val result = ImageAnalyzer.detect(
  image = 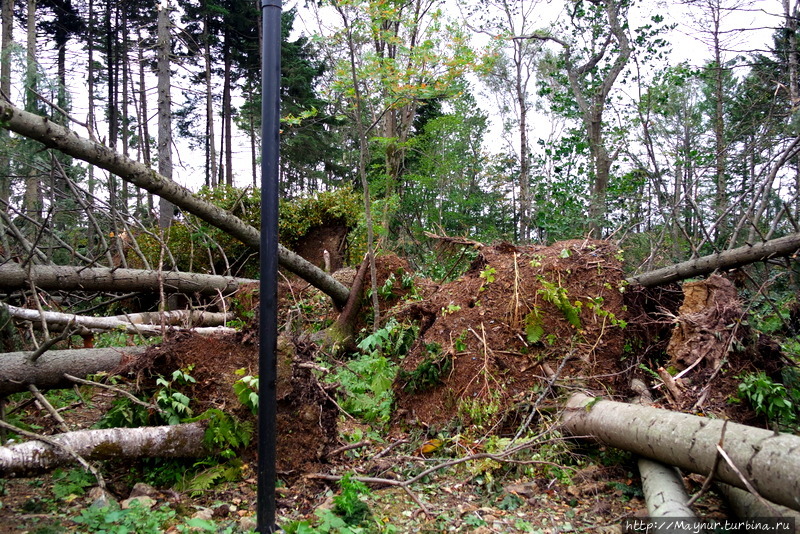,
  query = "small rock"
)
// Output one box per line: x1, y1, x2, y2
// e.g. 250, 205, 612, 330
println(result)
129, 482, 158, 498
192, 507, 214, 521
121, 496, 156, 509
239, 515, 257, 532
88, 487, 116, 509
